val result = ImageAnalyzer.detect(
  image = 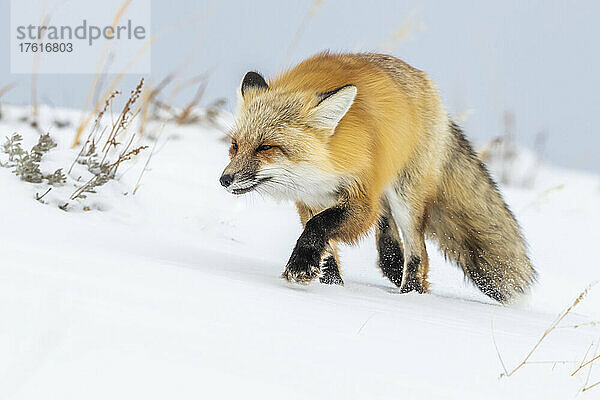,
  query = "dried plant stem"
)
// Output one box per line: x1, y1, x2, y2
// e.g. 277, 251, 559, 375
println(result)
176, 80, 207, 124
31, 7, 55, 129
378, 9, 423, 53
572, 354, 600, 376
72, 10, 203, 147
498, 282, 596, 378
281, 0, 324, 67
72, 30, 156, 147
583, 380, 600, 392
0, 83, 16, 99
491, 319, 508, 376
73, 0, 133, 146
525, 360, 578, 365
356, 313, 377, 335
70, 145, 147, 200
556, 321, 599, 329
35, 187, 52, 201
583, 338, 600, 393
133, 123, 165, 195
